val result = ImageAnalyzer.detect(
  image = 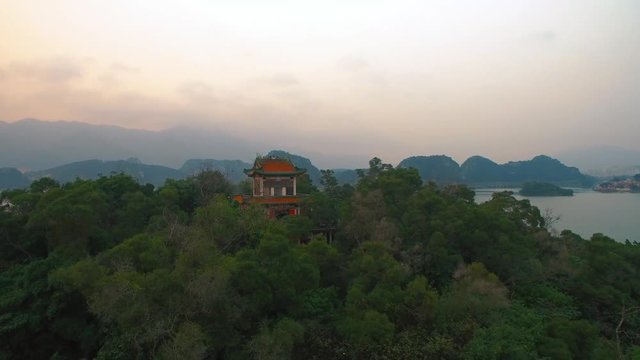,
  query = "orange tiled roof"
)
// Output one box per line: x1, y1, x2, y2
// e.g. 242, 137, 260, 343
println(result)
244, 156, 307, 176
262, 160, 296, 172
